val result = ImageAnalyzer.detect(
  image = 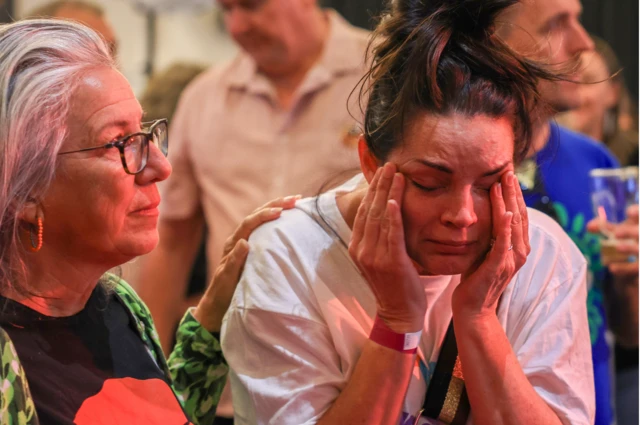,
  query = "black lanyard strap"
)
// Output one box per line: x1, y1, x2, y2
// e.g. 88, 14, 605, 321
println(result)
422, 320, 470, 425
